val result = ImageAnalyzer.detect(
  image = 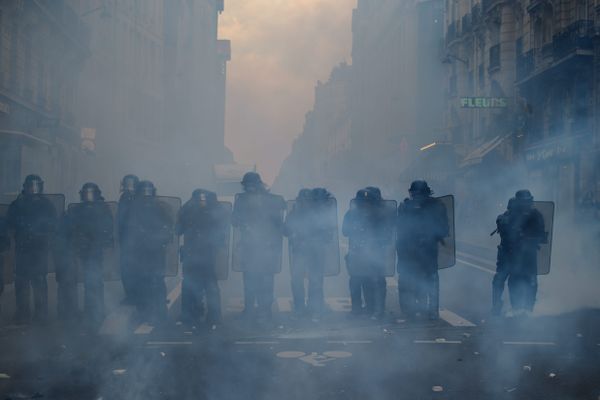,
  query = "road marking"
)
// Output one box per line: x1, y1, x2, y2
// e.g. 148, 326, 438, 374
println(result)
235, 341, 279, 345
134, 280, 182, 335
146, 341, 192, 346
457, 258, 494, 275
414, 339, 462, 344
134, 323, 154, 335
503, 341, 556, 346
456, 251, 496, 268
167, 280, 182, 310
327, 340, 372, 344
439, 309, 476, 327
